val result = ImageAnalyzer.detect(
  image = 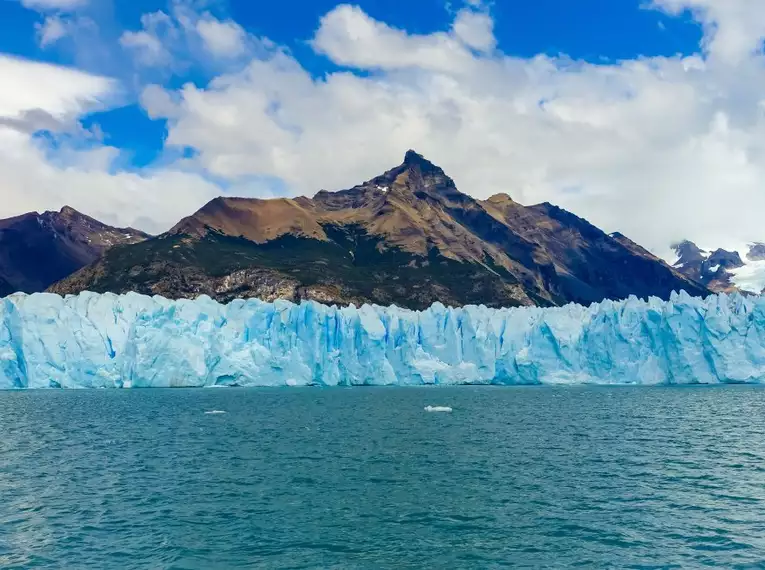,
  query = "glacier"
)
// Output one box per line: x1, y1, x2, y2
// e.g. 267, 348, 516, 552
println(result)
1, 290, 765, 389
